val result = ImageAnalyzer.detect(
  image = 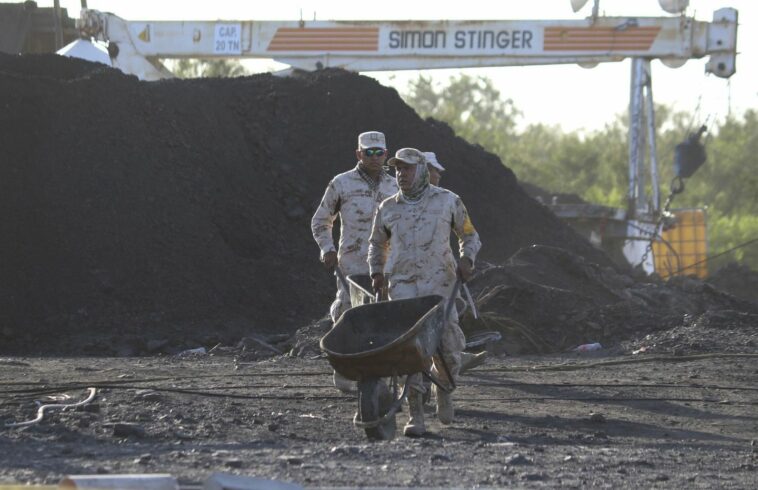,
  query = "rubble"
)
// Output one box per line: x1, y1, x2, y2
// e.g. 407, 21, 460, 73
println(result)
459, 245, 758, 355
707, 262, 758, 305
